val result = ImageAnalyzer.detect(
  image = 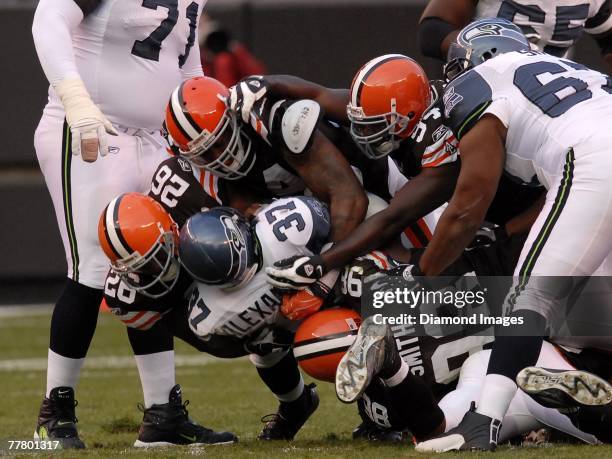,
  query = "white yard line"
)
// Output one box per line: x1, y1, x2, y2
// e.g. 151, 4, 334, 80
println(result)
0, 354, 222, 372
0, 304, 54, 318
